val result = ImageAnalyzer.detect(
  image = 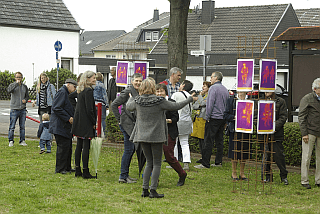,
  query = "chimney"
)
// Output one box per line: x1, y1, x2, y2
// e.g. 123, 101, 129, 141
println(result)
153, 9, 159, 22
201, 0, 215, 24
